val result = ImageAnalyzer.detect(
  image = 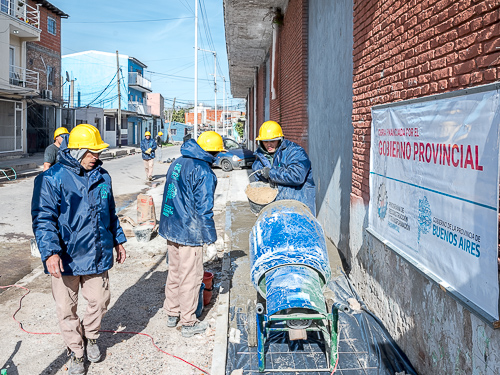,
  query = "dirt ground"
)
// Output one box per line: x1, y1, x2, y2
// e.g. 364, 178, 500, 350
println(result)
0, 169, 232, 375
